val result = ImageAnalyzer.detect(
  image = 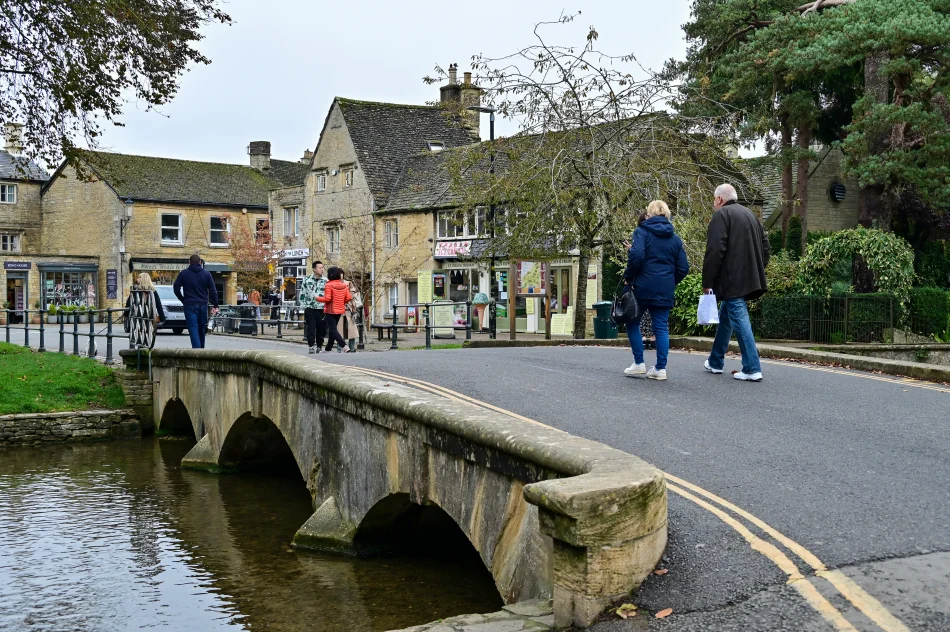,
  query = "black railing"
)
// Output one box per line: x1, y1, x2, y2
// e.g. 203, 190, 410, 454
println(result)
3, 308, 128, 363
371, 301, 474, 350
207, 304, 367, 351
749, 295, 896, 344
